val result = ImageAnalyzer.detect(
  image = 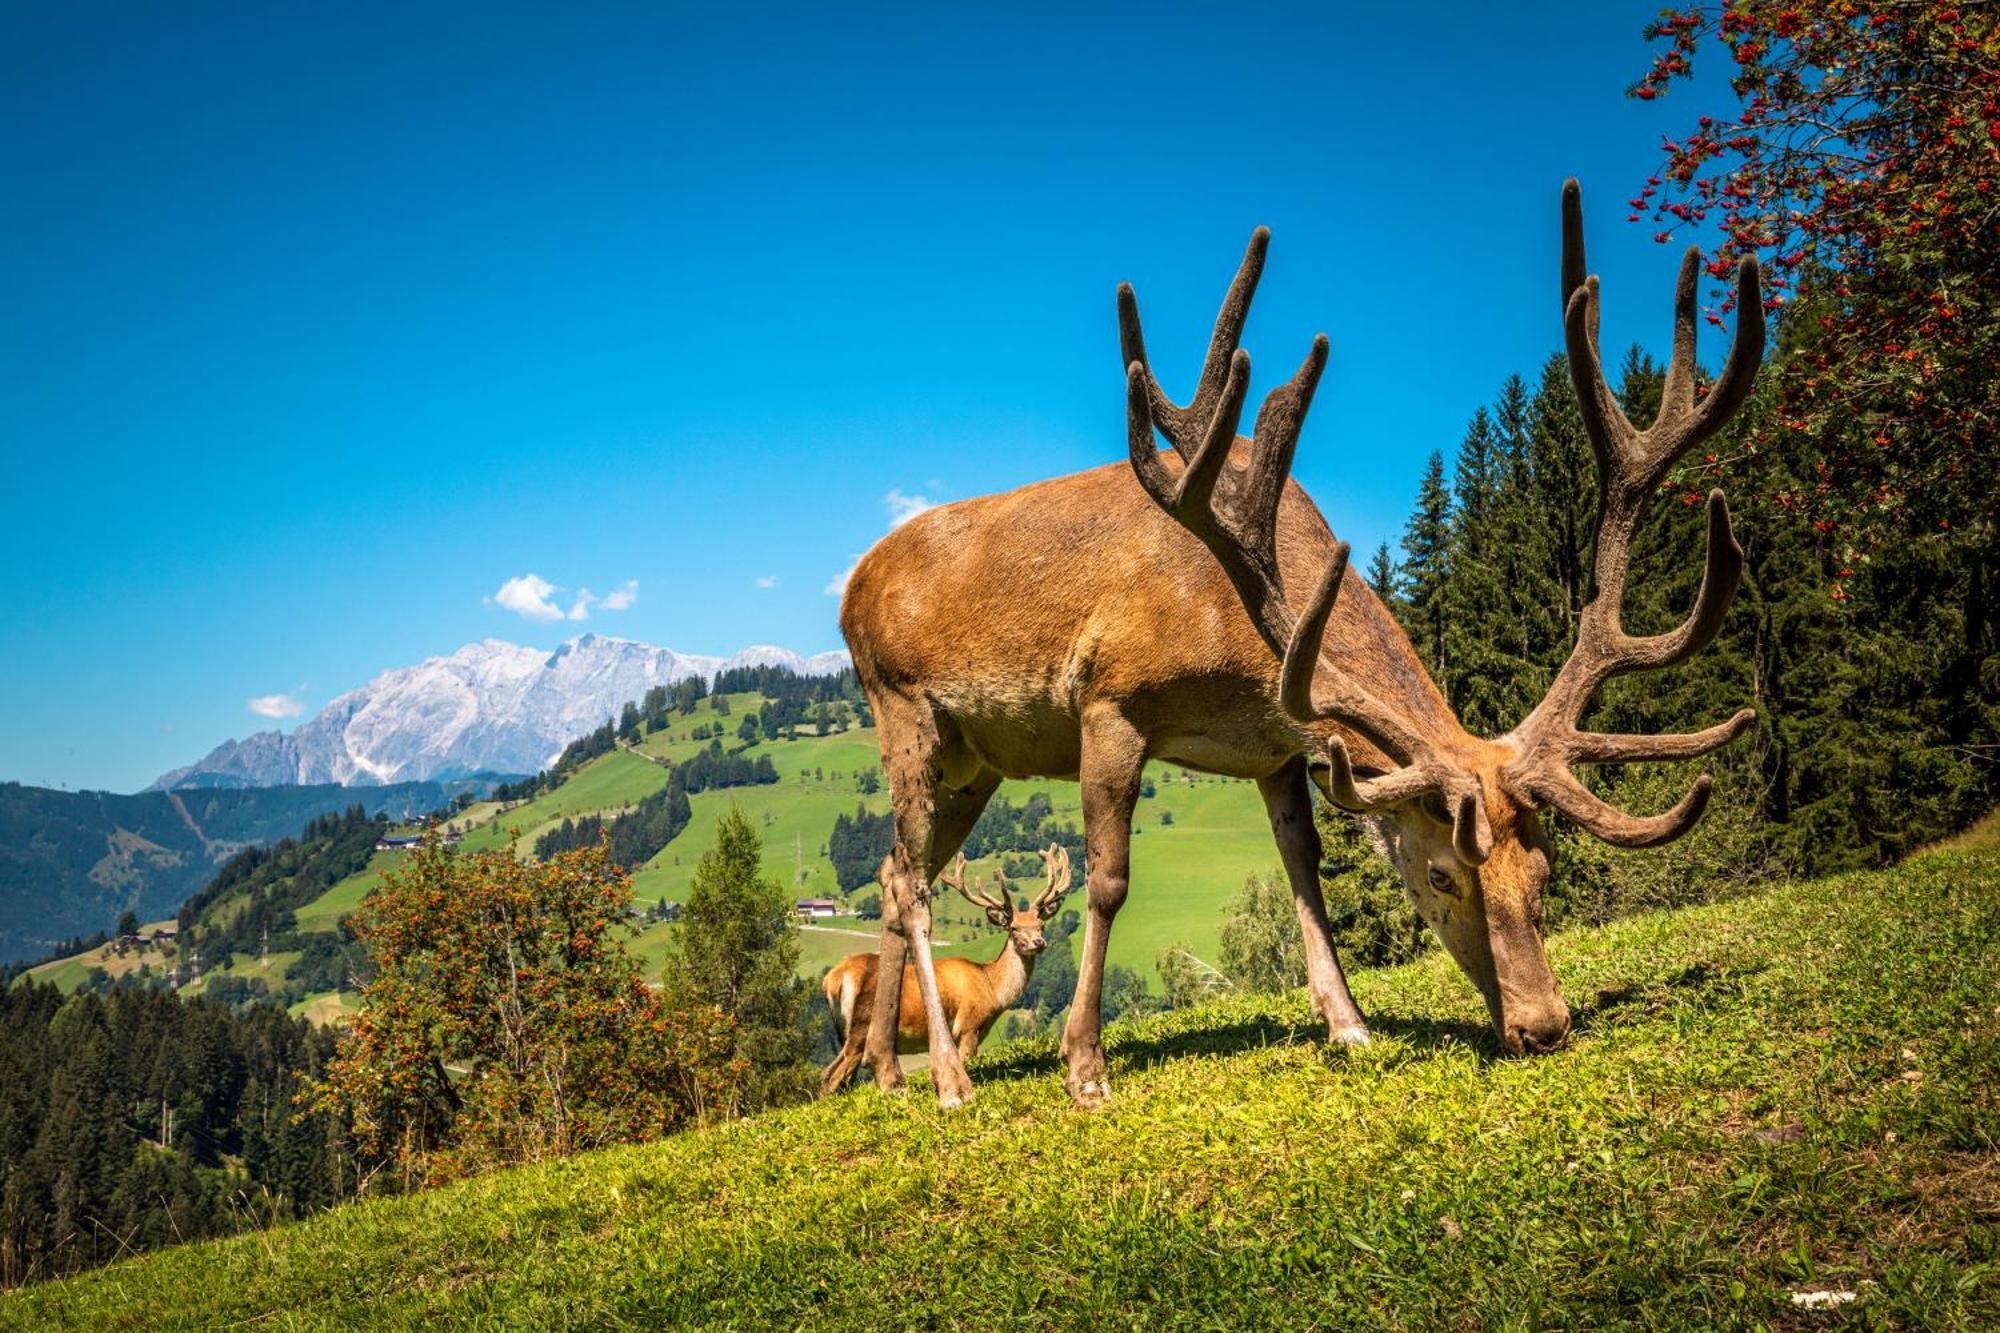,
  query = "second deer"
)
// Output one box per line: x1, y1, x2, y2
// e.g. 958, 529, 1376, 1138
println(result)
821, 845, 1072, 1095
